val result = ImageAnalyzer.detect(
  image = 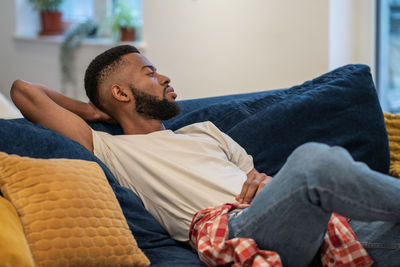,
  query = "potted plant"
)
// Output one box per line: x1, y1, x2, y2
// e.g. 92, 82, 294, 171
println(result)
111, 0, 140, 42
28, 0, 64, 35
60, 20, 97, 94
